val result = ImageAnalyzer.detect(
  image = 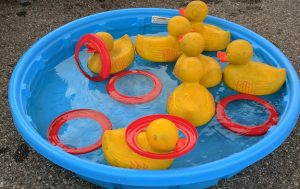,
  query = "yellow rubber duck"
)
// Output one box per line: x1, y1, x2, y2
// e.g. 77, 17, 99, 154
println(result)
87, 32, 135, 74
180, 1, 230, 51
174, 32, 222, 88
219, 40, 286, 95
135, 16, 191, 62
102, 119, 179, 170
167, 57, 215, 126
